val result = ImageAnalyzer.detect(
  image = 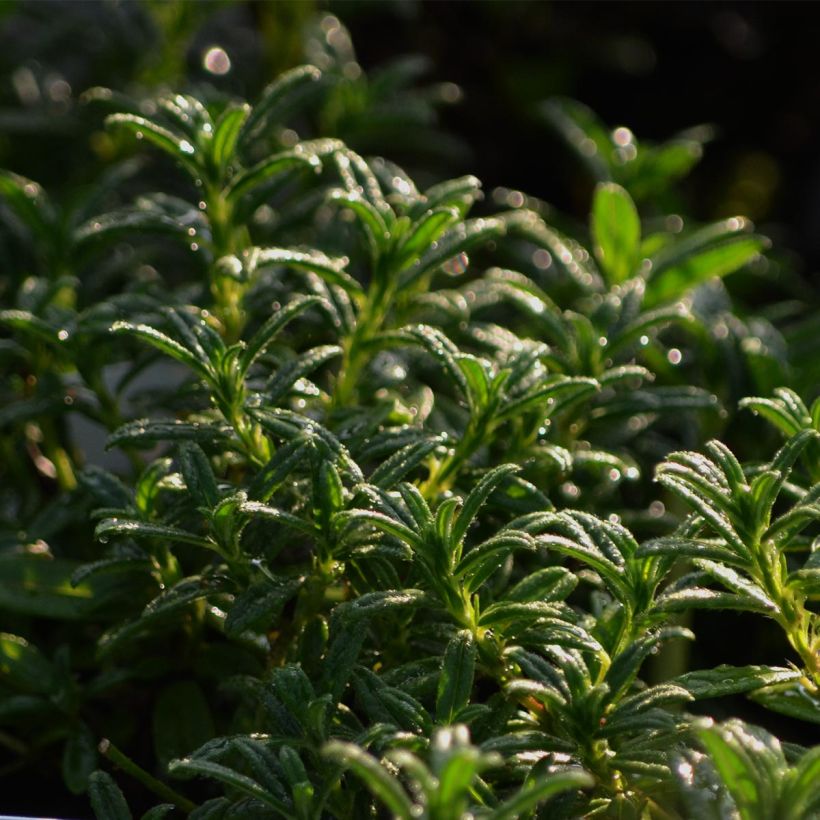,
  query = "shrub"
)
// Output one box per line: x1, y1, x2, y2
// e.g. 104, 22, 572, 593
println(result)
1, 14, 818, 820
